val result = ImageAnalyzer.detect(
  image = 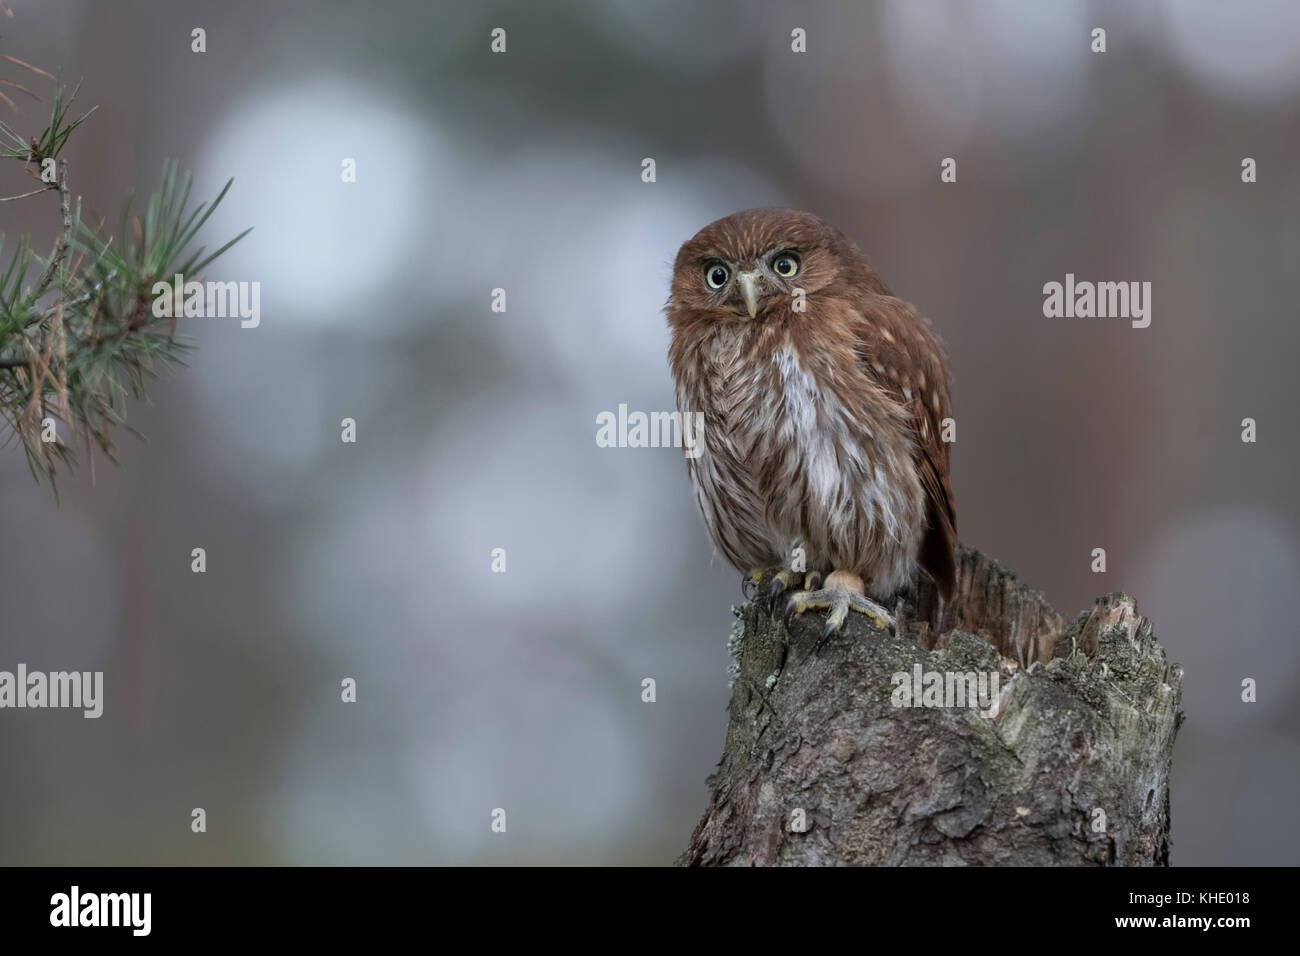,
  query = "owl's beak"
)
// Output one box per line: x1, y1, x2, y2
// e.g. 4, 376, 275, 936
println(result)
737, 271, 761, 318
